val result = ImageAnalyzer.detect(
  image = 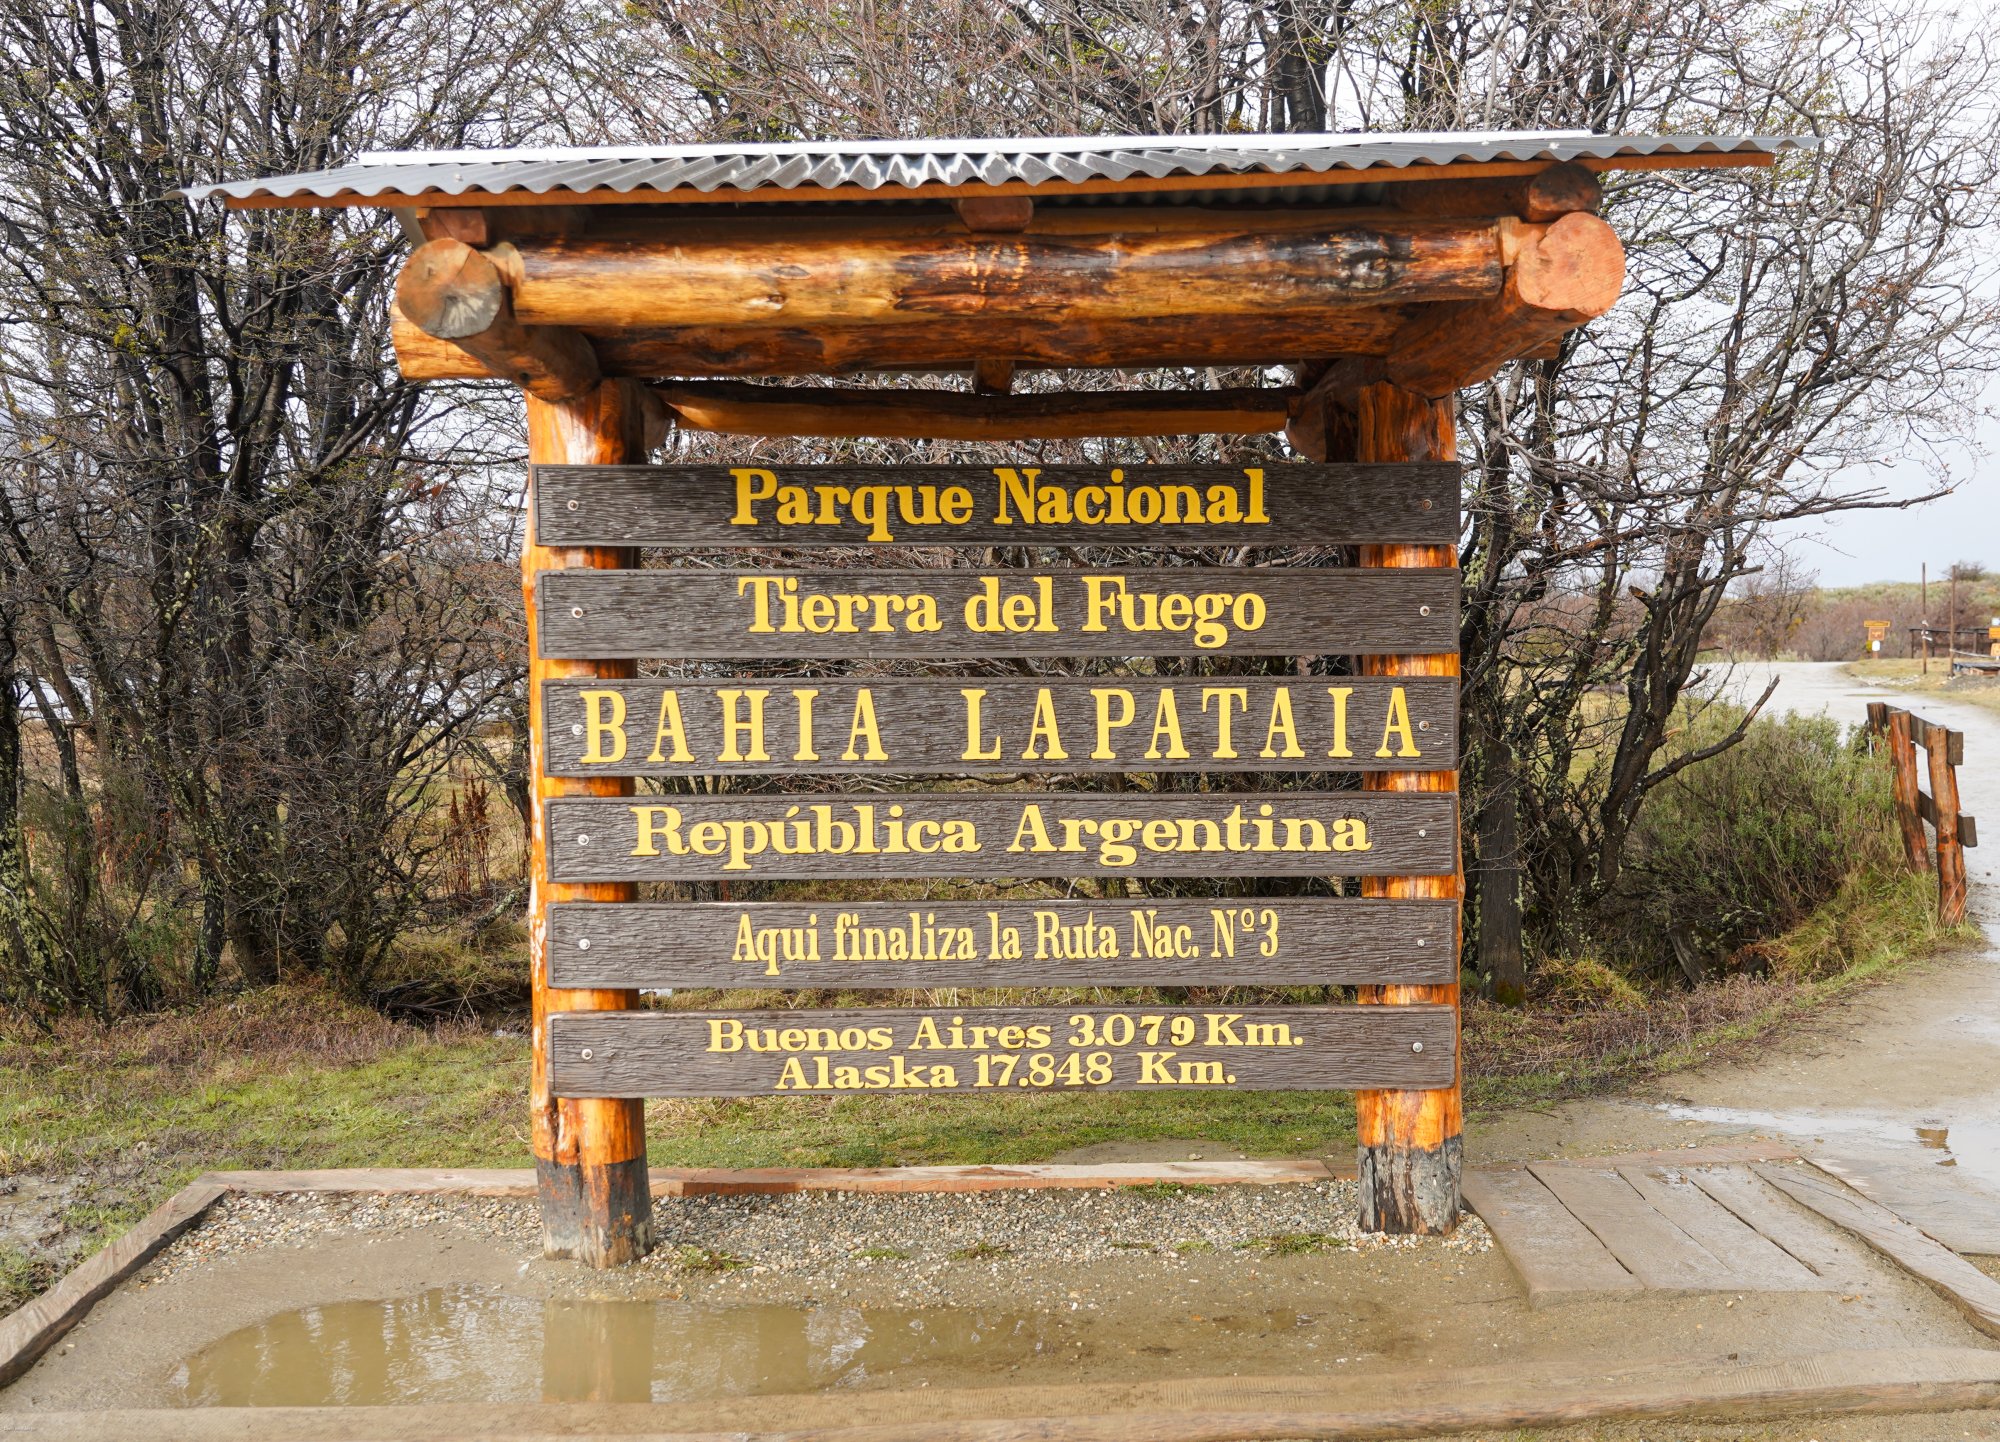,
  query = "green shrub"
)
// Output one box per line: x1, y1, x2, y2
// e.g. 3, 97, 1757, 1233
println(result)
1602, 708, 1899, 977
